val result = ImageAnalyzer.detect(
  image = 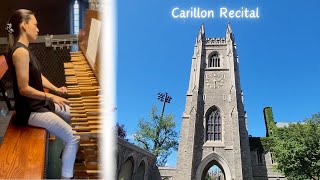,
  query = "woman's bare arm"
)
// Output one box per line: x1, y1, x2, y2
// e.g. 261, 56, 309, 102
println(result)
41, 74, 58, 92
41, 74, 68, 94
